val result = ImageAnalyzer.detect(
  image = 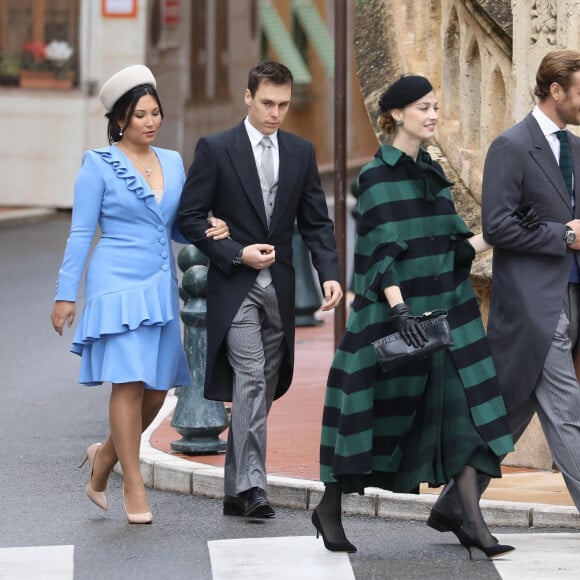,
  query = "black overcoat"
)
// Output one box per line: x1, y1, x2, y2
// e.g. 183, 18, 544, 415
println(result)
177, 121, 340, 402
